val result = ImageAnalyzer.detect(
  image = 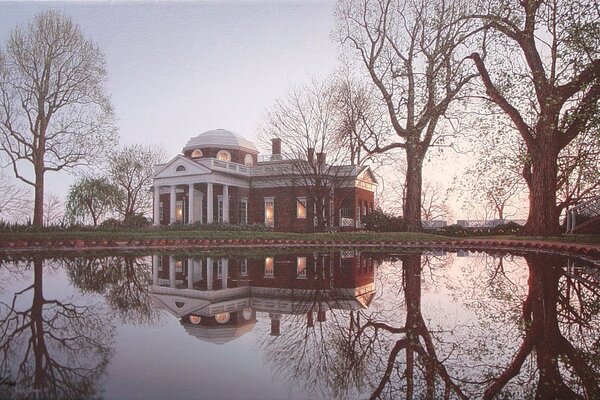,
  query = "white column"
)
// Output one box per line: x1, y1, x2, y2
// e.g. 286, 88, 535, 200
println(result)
198, 194, 204, 224
206, 257, 213, 290
187, 258, 194, 289
170, 186, 177, 224
153, 186, 161, 226
169, 256, 176, 288
152, 255, 159, 284
188, 184, 195, 224
223, 185, 229, 223
206, 183, 214, 223
221, 258, 228, 289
